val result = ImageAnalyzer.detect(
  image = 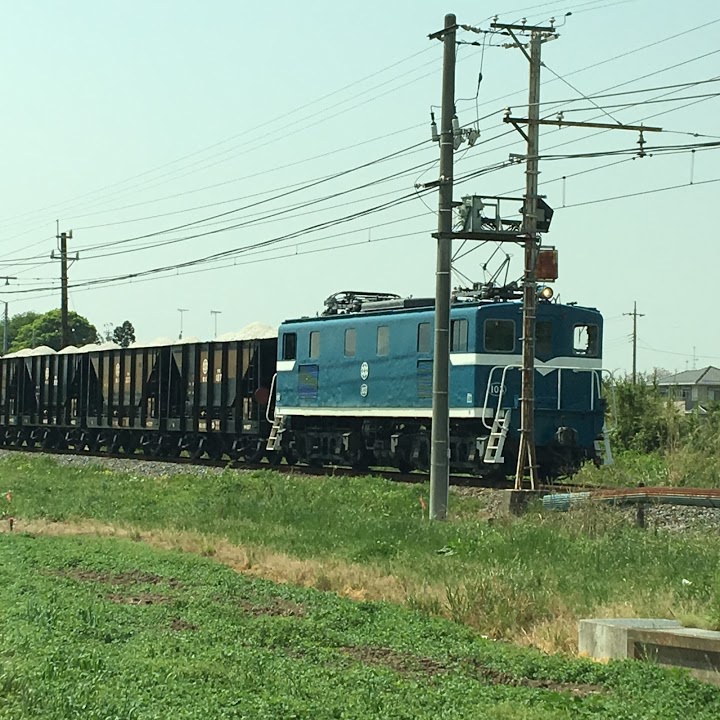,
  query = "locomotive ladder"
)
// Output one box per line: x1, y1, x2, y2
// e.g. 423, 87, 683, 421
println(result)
266, 414, 286, 452
483, 408, 511, 464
